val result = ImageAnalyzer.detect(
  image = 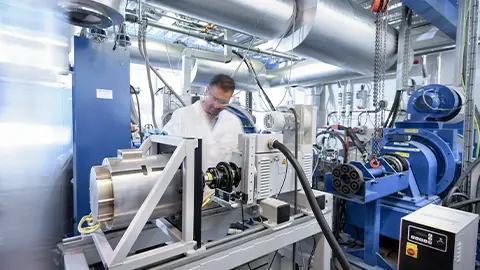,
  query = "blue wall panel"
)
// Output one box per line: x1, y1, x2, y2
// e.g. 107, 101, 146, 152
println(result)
72, 36, 131, 233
